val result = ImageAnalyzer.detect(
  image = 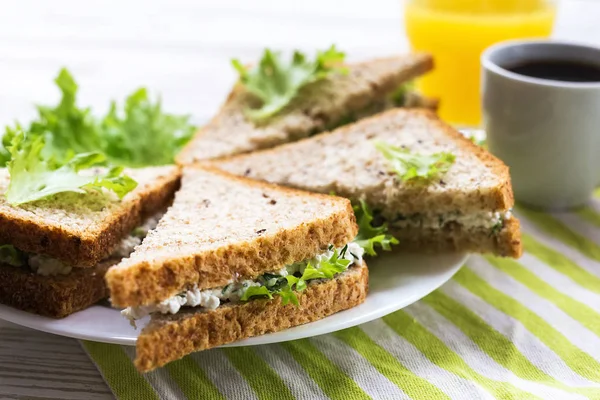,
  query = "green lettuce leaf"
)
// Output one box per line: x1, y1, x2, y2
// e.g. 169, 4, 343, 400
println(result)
291, 250, 351, 293
240, 285, 273, 301
353, 200, 398, 256
278, 284, 300, 306
232, 45, 346, 122
239, 246, 354, 306
374, 140, 455, 182
0, 128, 13, 167
4, 68, 195, 168
390, 81, 416, 106
100, 88, 195, 167
30, 69, 103, 162
240, 279, 298, 305
81, 165, 138, 199
296, 265, 322, 287
4, 131, 137, 205
301, 250, 350, 283
0, 244, 25, 267
285, 274, 300, 288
